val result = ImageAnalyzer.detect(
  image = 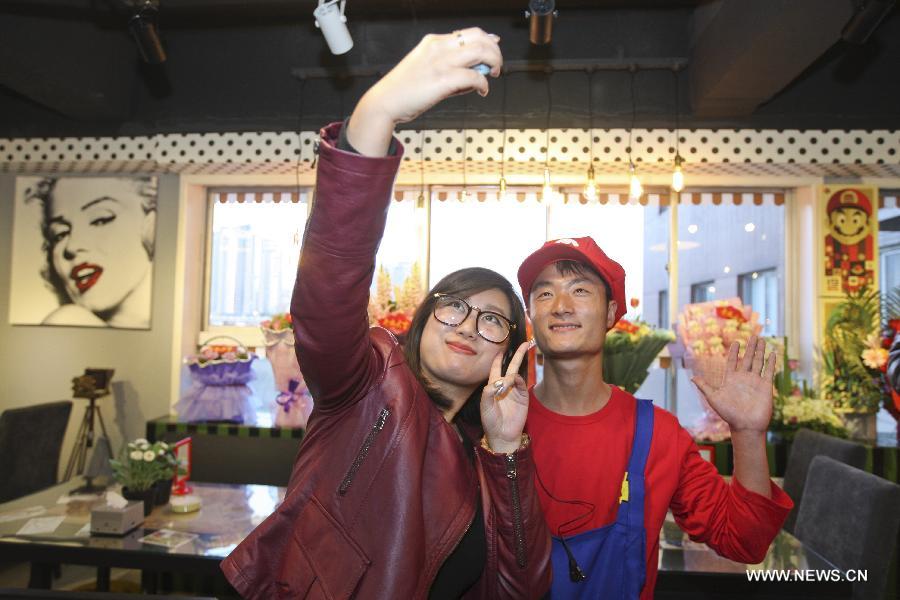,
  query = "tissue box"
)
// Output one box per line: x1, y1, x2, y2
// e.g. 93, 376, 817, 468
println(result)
90, 501, 144, 535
